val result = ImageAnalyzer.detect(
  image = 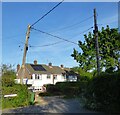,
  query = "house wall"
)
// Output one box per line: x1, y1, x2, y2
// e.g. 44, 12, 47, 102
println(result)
16, 70, 67, 91
16, 67, 31, 79
32, 74, 52, 87
31, 74, 66, 88
54, 74, 66, 84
